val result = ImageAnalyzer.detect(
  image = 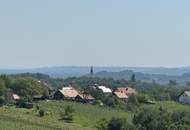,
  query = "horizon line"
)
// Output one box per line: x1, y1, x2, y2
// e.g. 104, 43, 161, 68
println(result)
0, 65, 190, 70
